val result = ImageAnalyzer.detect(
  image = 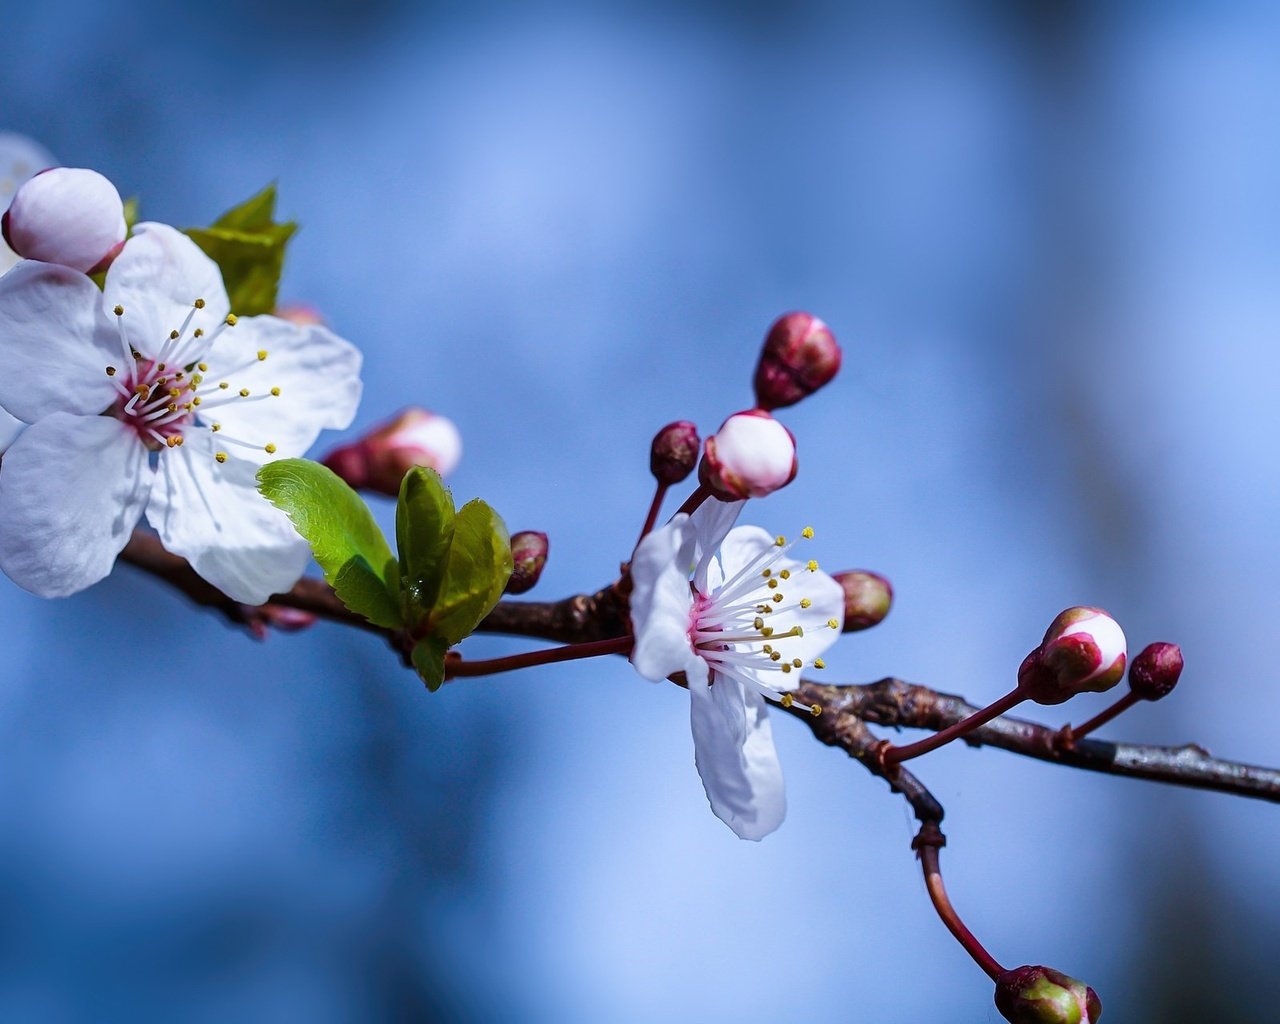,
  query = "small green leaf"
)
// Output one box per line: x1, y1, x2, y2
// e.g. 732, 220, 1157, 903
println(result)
430, 498, 514, 645
396, 467, 456, 625
257, 459, 402, 628
186, 184, 298, 316
122, 196, 140, 233
411, 636, 450, 692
